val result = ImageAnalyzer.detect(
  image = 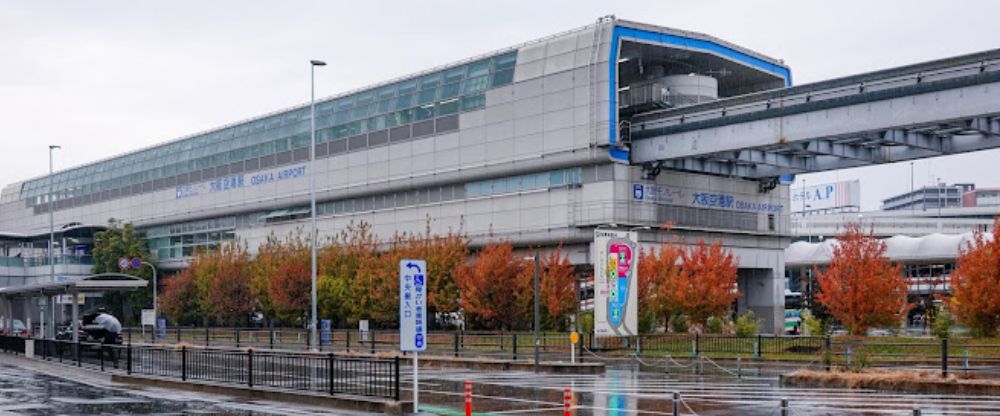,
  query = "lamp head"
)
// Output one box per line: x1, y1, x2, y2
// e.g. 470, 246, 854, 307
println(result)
310, 60, 327, 66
